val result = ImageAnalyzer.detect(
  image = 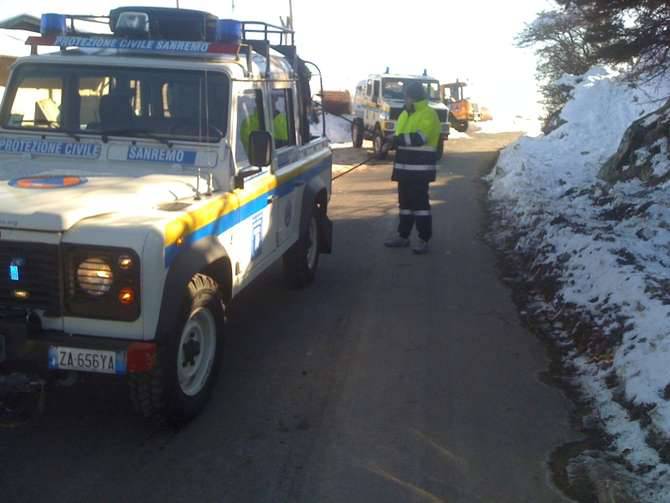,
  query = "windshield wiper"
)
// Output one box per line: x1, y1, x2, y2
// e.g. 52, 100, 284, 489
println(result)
100, 128, 173, 148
